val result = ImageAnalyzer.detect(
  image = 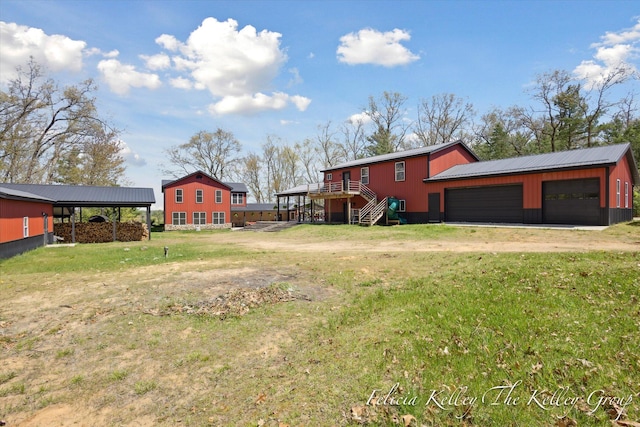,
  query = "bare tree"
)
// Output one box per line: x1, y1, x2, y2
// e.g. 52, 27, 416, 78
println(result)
162, 129, 241, 180
238, 153, 264, 203
314, 121, 343, 168
339, 115, 367, 161
414, 93, 475, 146
529, 70, 572, 152
364, 91, 410, 155
1, 58, 125, 184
